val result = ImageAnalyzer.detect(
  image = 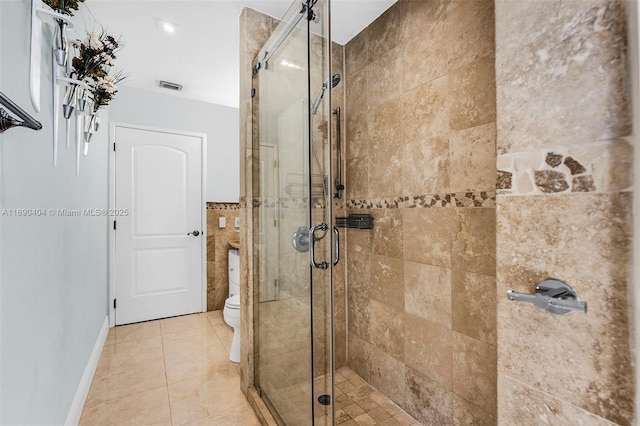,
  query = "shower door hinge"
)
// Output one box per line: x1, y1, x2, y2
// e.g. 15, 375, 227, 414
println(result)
252, 63, 261, 78
304, 0, 317, 21
251, 88, 256, 98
